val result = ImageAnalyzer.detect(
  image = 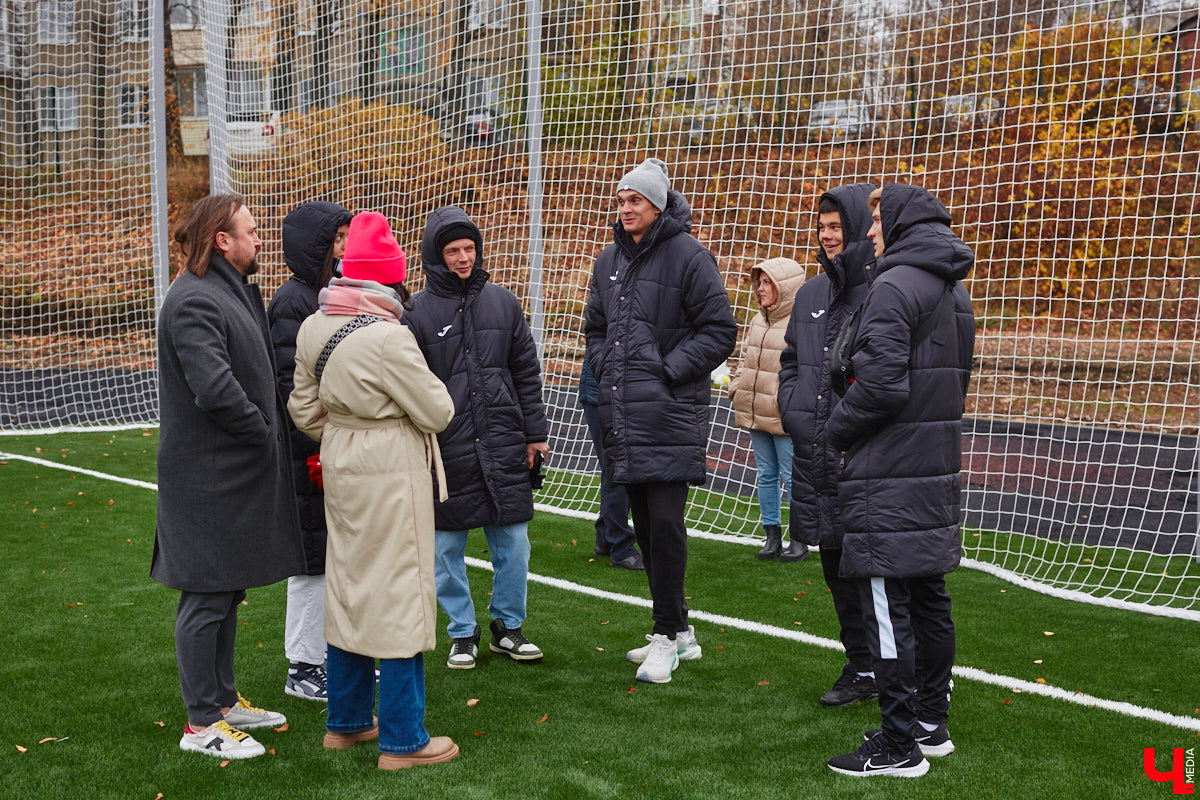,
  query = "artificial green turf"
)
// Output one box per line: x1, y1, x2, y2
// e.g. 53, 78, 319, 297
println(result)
1, 431, 1197, 799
